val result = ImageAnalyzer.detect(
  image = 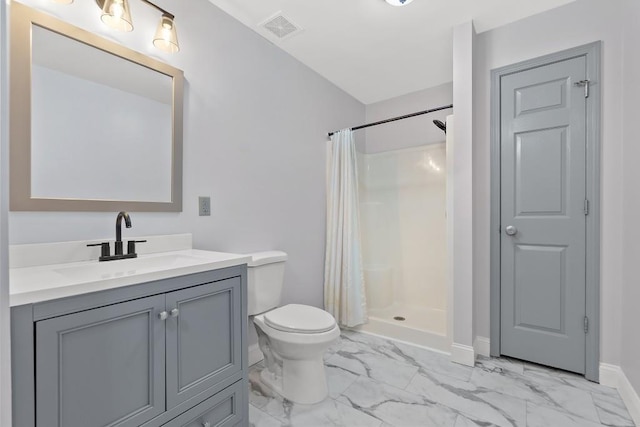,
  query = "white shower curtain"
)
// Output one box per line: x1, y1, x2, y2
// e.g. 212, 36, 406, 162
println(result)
324, 129, 367, 327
